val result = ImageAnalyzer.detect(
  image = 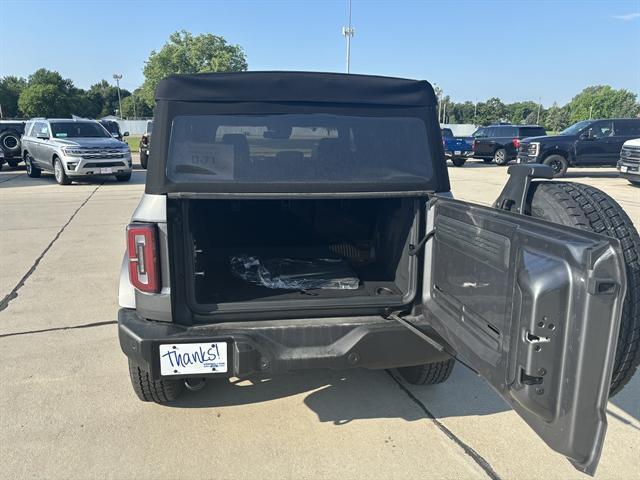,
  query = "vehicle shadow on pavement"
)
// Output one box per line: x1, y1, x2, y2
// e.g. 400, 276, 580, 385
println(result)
0, 170, 146, 188
169, 366, 511, 422
563, 171, 620, 179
